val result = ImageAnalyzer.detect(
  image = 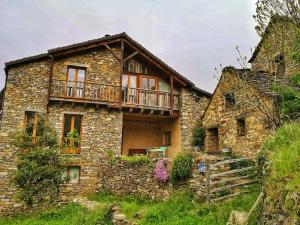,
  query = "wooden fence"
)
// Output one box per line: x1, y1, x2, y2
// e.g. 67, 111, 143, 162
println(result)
205, 157, 258, 203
